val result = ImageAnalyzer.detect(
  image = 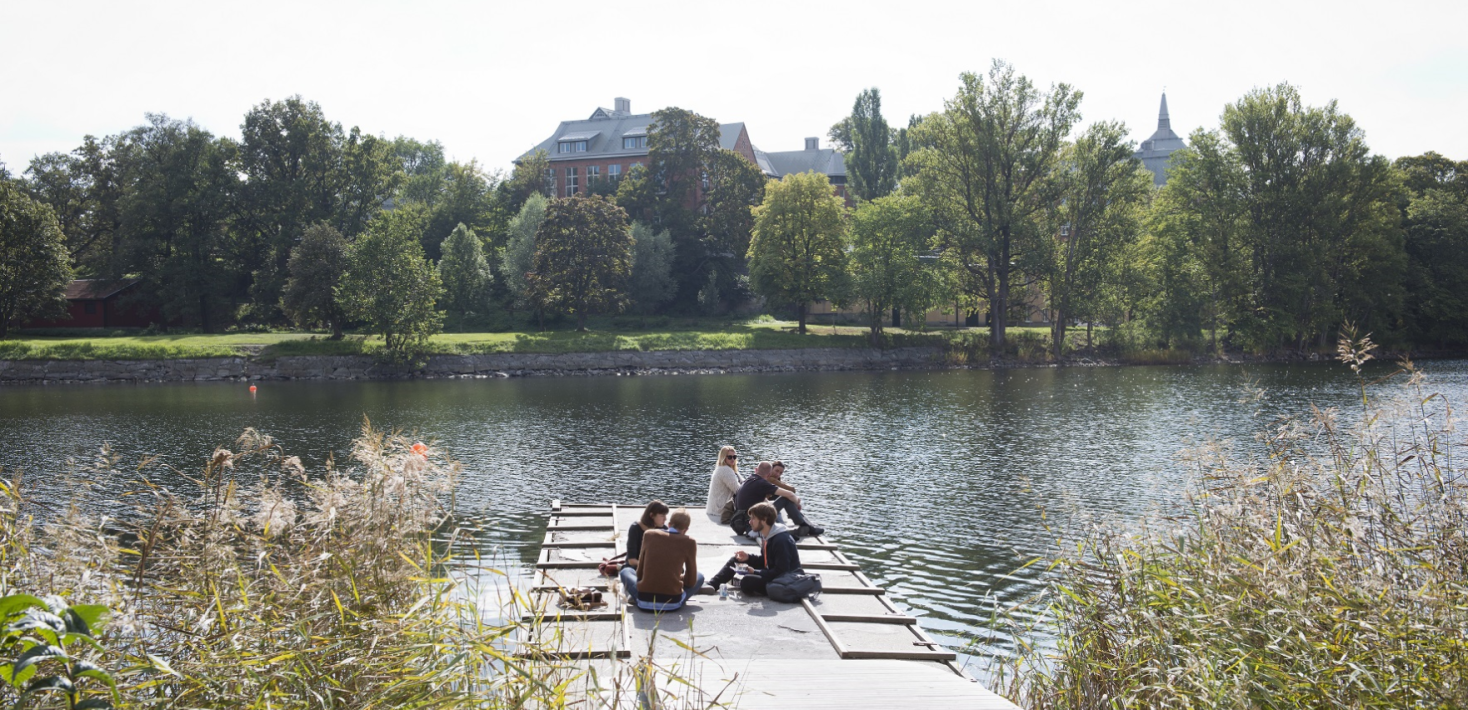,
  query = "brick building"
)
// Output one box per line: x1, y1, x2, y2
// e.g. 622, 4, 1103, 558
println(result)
519, 98, 847, 199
